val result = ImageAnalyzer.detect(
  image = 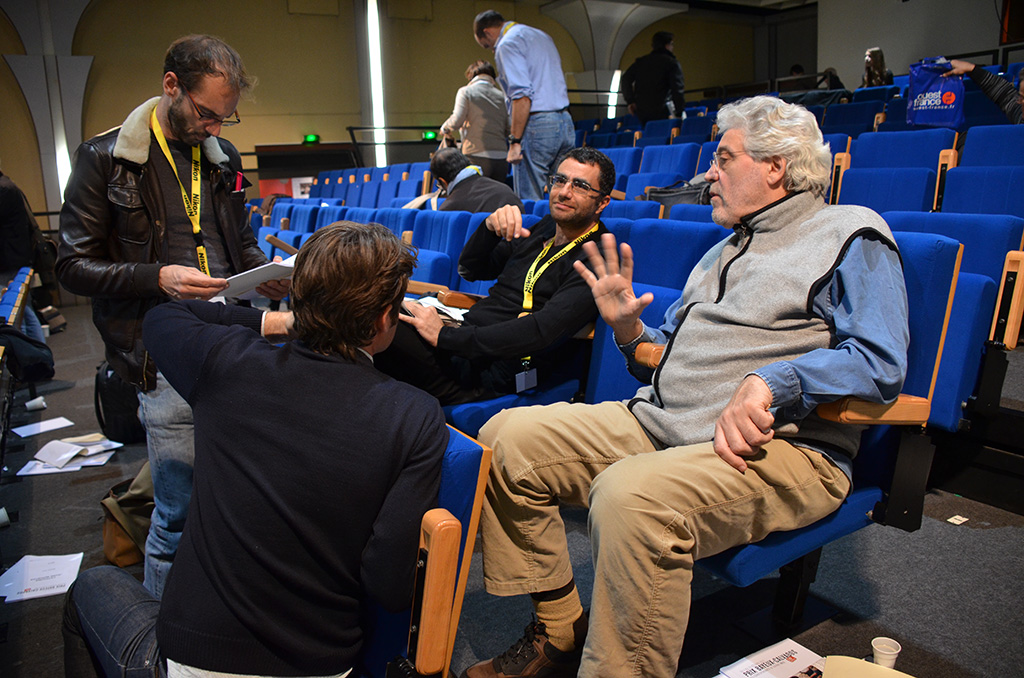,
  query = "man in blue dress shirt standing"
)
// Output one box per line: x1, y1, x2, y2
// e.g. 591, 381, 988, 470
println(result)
473, 10, 575, 201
